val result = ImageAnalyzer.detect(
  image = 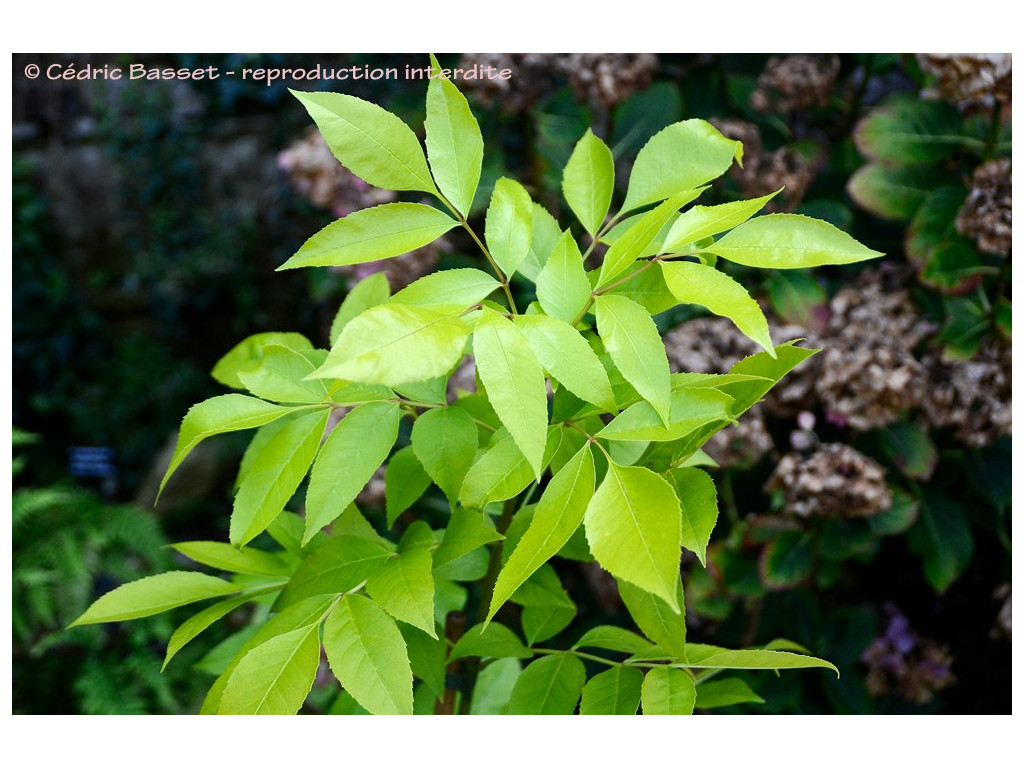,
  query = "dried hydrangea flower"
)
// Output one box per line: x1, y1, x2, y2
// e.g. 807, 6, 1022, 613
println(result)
749, 54, 841, 113
956, 158, 1012, 257
559, 53, 658, 109
814, 269, 933, 431
920, 336, 1012, 447
991, 583, 1011, 642
916, 53, 1012, 110
862, 603, 956, 704
708, 119, 814, 212
456, 53, 564, 112
765, 443, 892, 519
703, 405, 774, 469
